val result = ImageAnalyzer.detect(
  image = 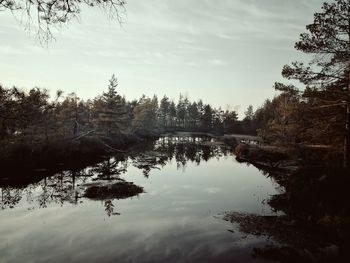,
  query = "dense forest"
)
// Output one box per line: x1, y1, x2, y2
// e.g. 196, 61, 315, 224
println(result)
0, 74, 255, 142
